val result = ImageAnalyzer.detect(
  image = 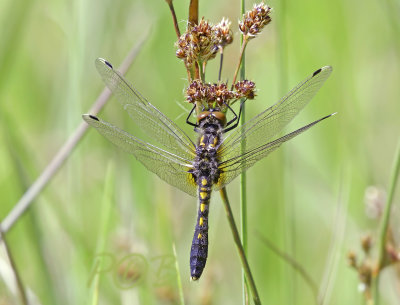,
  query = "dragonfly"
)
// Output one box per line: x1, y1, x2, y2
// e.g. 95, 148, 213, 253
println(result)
83, 58, 334, 281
